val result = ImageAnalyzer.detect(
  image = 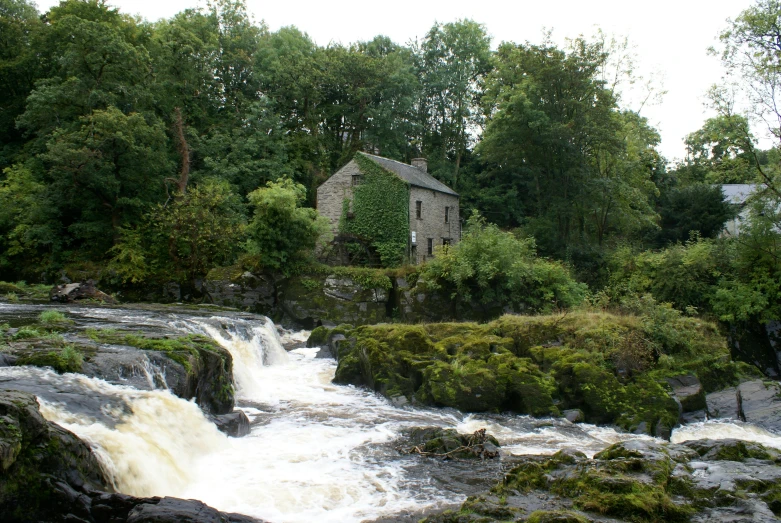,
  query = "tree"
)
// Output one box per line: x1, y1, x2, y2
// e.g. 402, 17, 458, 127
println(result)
245, 179, 330, 275
416, 19, 491, 189
40, 107, 171, 256
0, 0, 46, 168
654, 184, 737, 246
109, 179, 246, 285
477, 40, 659, 255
